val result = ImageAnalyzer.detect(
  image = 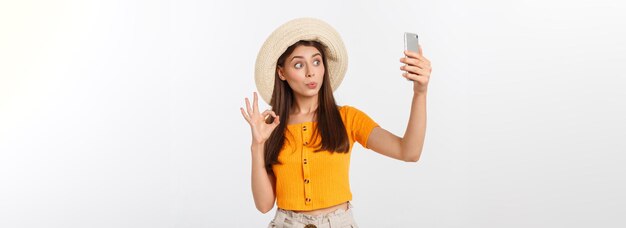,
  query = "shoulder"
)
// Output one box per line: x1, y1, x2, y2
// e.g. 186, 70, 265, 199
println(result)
338, 105, 355, 112
337, 105, 351, 116
337, 105, 371, 121
338, 105, 366, 114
